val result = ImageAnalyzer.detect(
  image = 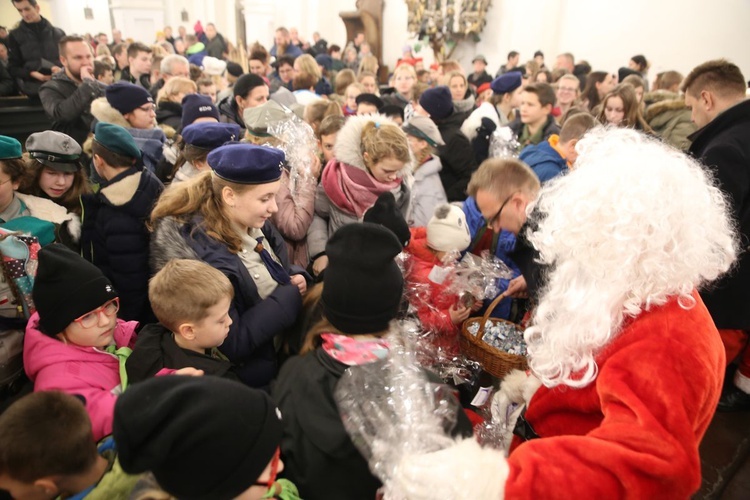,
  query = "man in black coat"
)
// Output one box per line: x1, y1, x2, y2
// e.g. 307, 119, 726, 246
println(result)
6, 0, 65, 97
39, 36, 105, 146
418, 86, 477, 202
684, 59, 750, 411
